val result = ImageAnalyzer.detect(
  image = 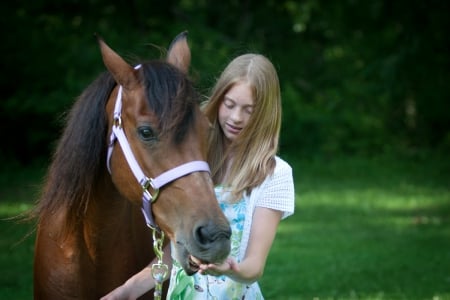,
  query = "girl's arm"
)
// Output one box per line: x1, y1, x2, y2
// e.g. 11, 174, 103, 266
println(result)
100, 243, 172, 300
198, 206, 282, 284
